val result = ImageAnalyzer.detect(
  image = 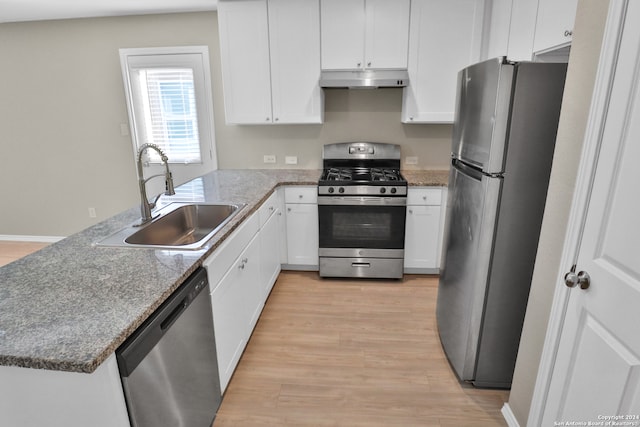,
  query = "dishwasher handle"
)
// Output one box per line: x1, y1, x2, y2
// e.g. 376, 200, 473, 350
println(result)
116, 268, 209, 377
